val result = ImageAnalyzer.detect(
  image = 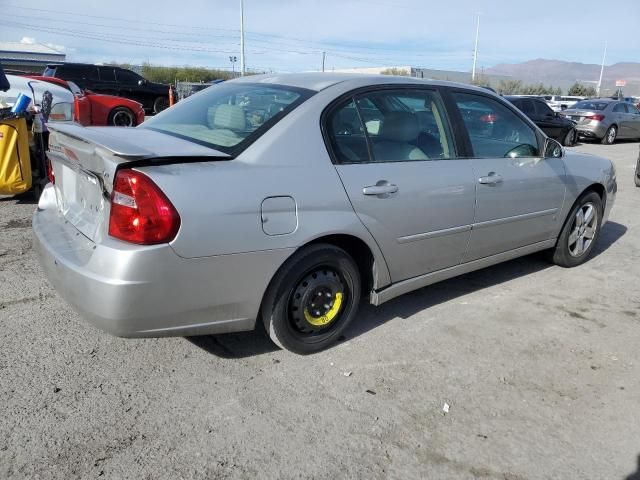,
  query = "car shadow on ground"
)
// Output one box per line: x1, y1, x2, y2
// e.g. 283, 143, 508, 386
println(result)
625, 455, 640, 480
0, 192, 38, 204
187, 221, 626, 359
